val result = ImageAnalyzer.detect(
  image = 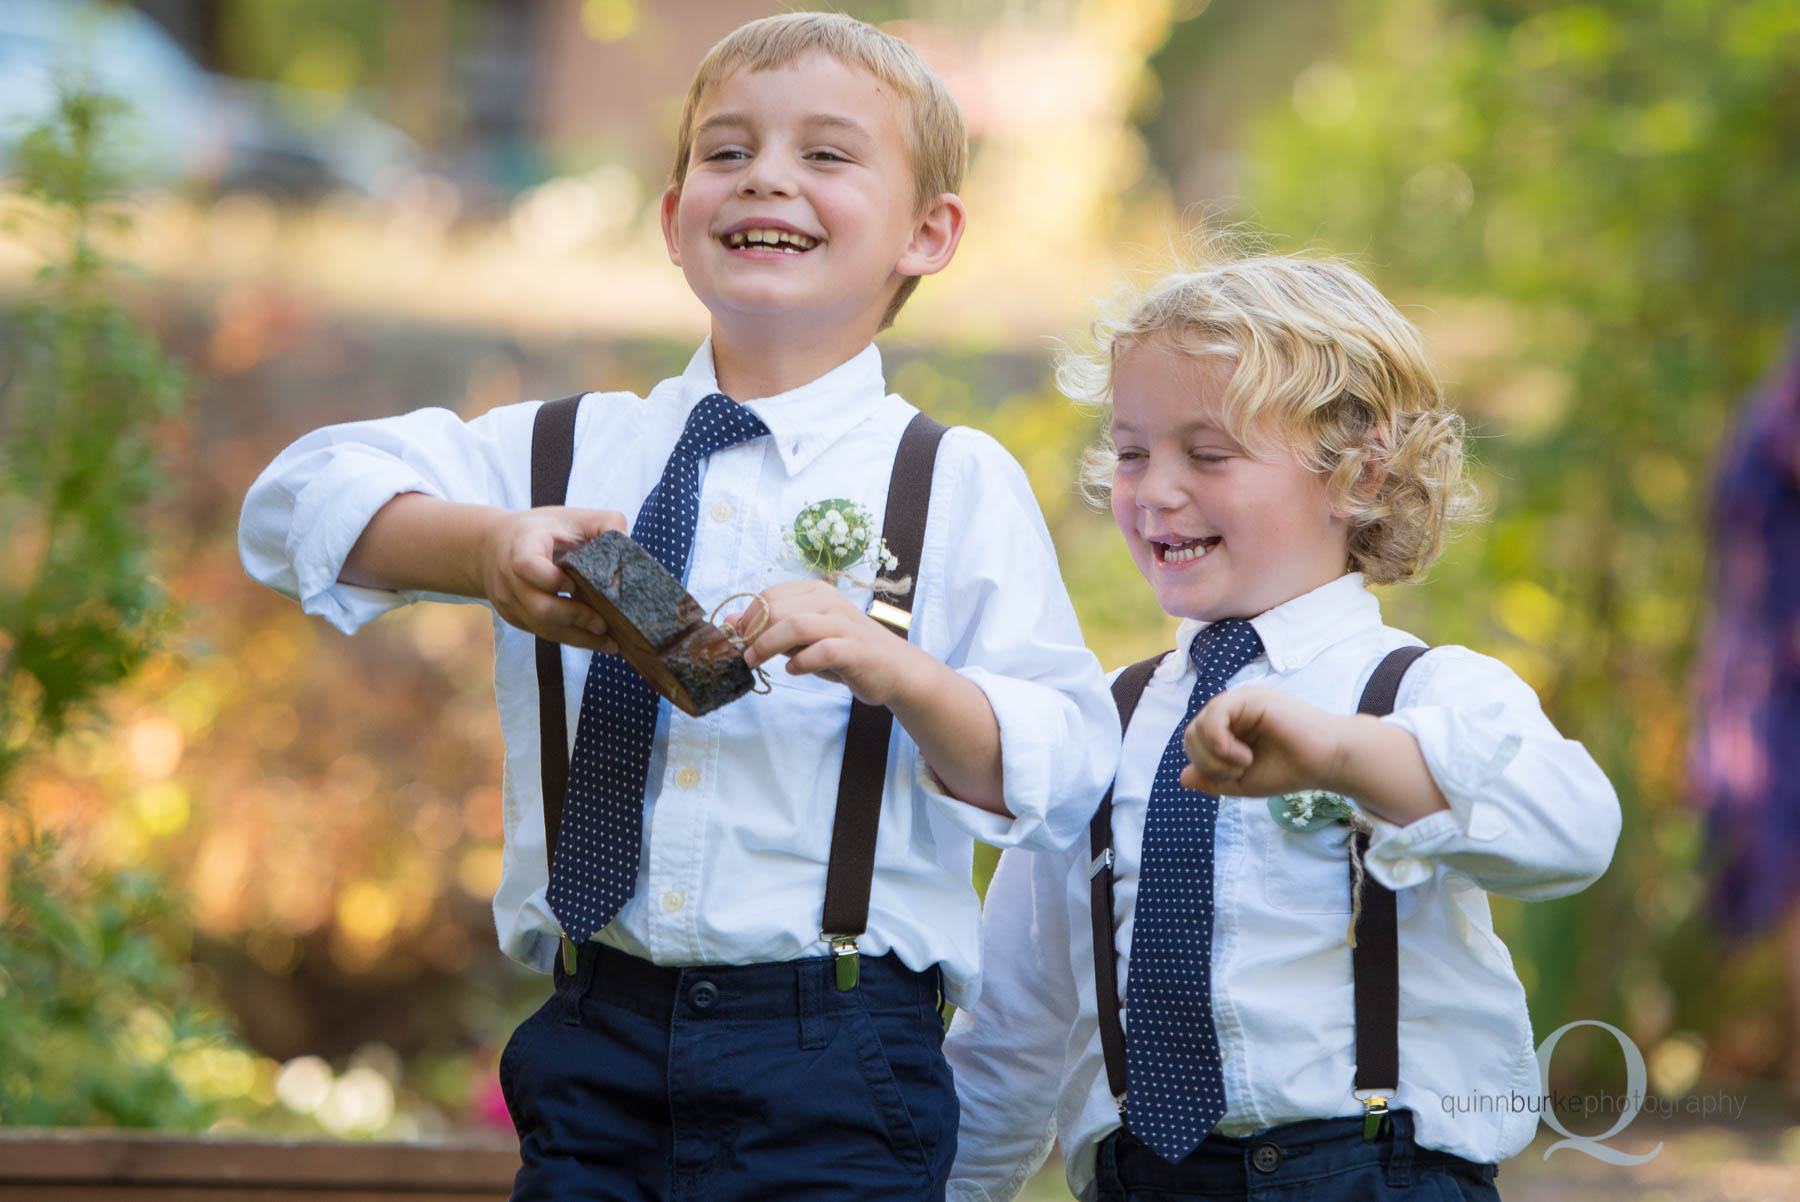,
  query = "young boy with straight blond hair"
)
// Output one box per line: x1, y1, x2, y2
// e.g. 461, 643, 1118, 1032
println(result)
240, 12, 1117, 1200
944, 253, 1620, 1201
